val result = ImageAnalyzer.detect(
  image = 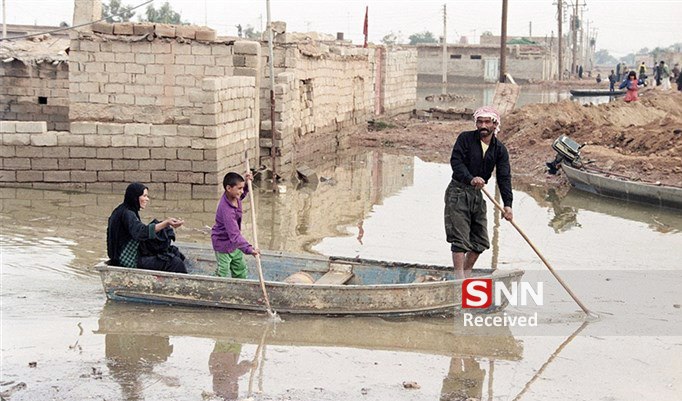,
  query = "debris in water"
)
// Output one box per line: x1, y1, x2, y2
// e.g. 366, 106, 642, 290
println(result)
402, 381, 420, 389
